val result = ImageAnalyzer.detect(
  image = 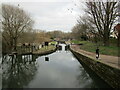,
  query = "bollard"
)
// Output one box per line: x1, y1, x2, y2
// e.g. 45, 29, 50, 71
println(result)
45, 57, 49, 61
